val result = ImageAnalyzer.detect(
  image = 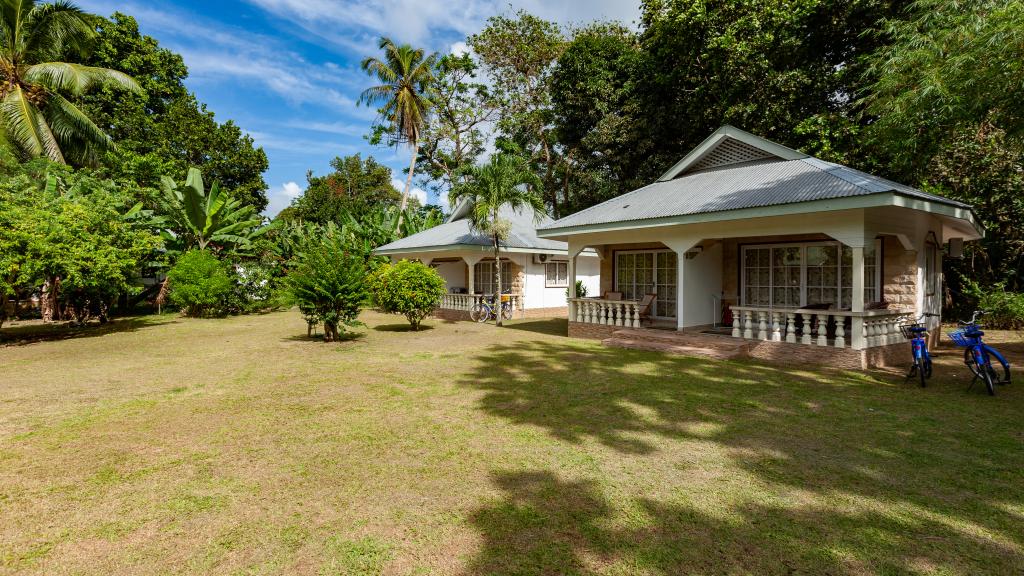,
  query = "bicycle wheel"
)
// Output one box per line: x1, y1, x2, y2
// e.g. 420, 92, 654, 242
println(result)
980, 364, 996, 395
964, 347, 982, 378
501, 303, 513, 321
916, 357, 928, 387
983, 344, 1011, 384
470, 303, 488, 323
